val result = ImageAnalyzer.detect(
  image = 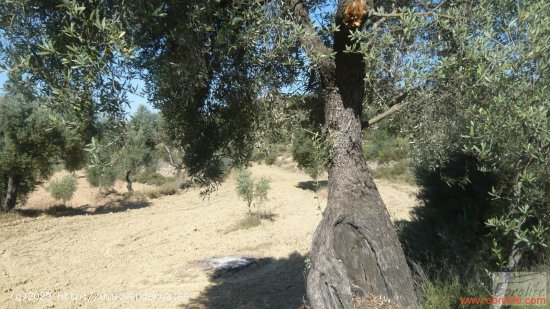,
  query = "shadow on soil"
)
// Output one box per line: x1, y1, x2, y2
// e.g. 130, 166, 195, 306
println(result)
16, 197, 151, 218
182, 252, 307, 309
396, 154, 498, 271
295, 180, 328, 192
